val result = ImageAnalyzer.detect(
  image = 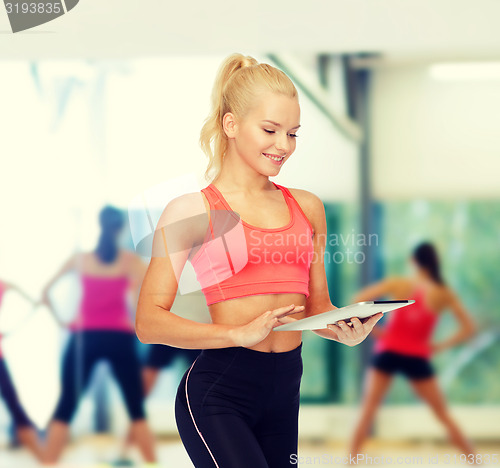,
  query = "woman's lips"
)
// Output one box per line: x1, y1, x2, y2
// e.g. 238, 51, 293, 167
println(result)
263, 153, 285, 165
